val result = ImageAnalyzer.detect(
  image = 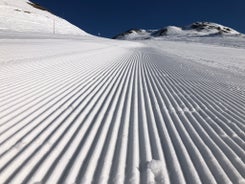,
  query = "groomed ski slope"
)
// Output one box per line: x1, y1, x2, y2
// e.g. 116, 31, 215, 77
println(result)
0, 35, 245, 184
